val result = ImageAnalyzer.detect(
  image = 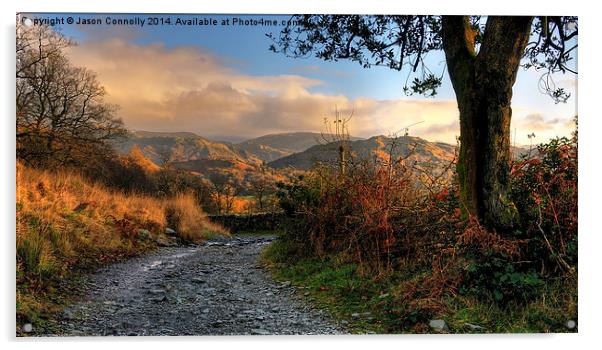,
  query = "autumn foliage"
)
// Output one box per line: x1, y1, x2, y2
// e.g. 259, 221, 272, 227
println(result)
276, 122, 578, 323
